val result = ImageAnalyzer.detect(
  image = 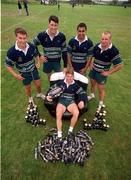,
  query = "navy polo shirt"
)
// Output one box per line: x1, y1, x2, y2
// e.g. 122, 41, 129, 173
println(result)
92, 43, 123, 72
5, 42, 39, 73
67, 36, 93, 72
57, 80, 87, 103
32, 31, 67, 67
